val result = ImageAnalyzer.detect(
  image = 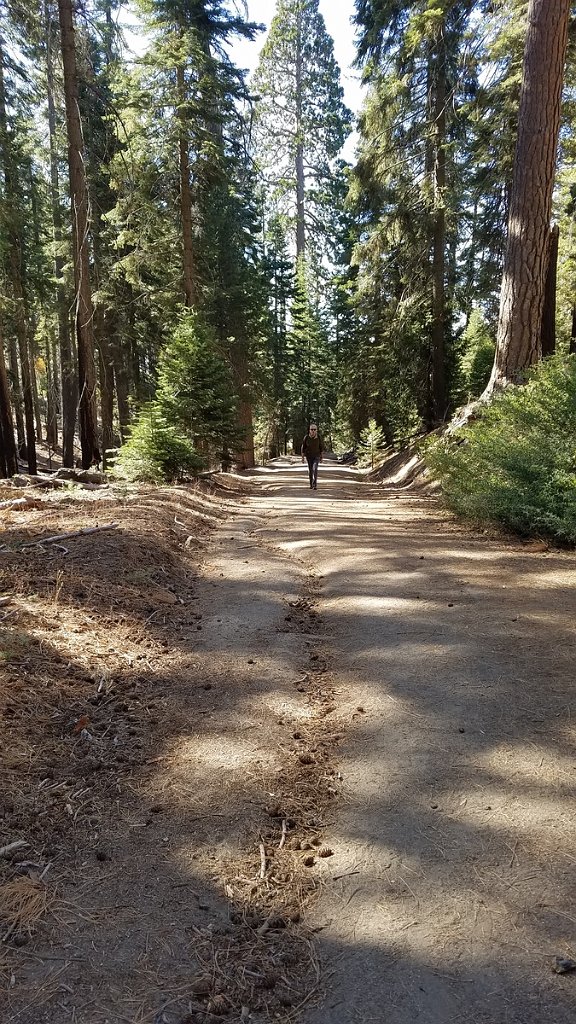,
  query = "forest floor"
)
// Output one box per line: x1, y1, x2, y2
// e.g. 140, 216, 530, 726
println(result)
1, 457, 576, 1024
